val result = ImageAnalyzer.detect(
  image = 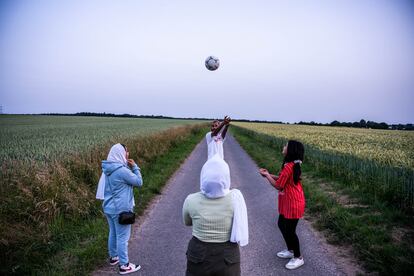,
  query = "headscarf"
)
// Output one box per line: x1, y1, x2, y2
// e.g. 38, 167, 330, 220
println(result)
96, 143, 127, 200
200, 154, 230, 197
200, 155, 249, 246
